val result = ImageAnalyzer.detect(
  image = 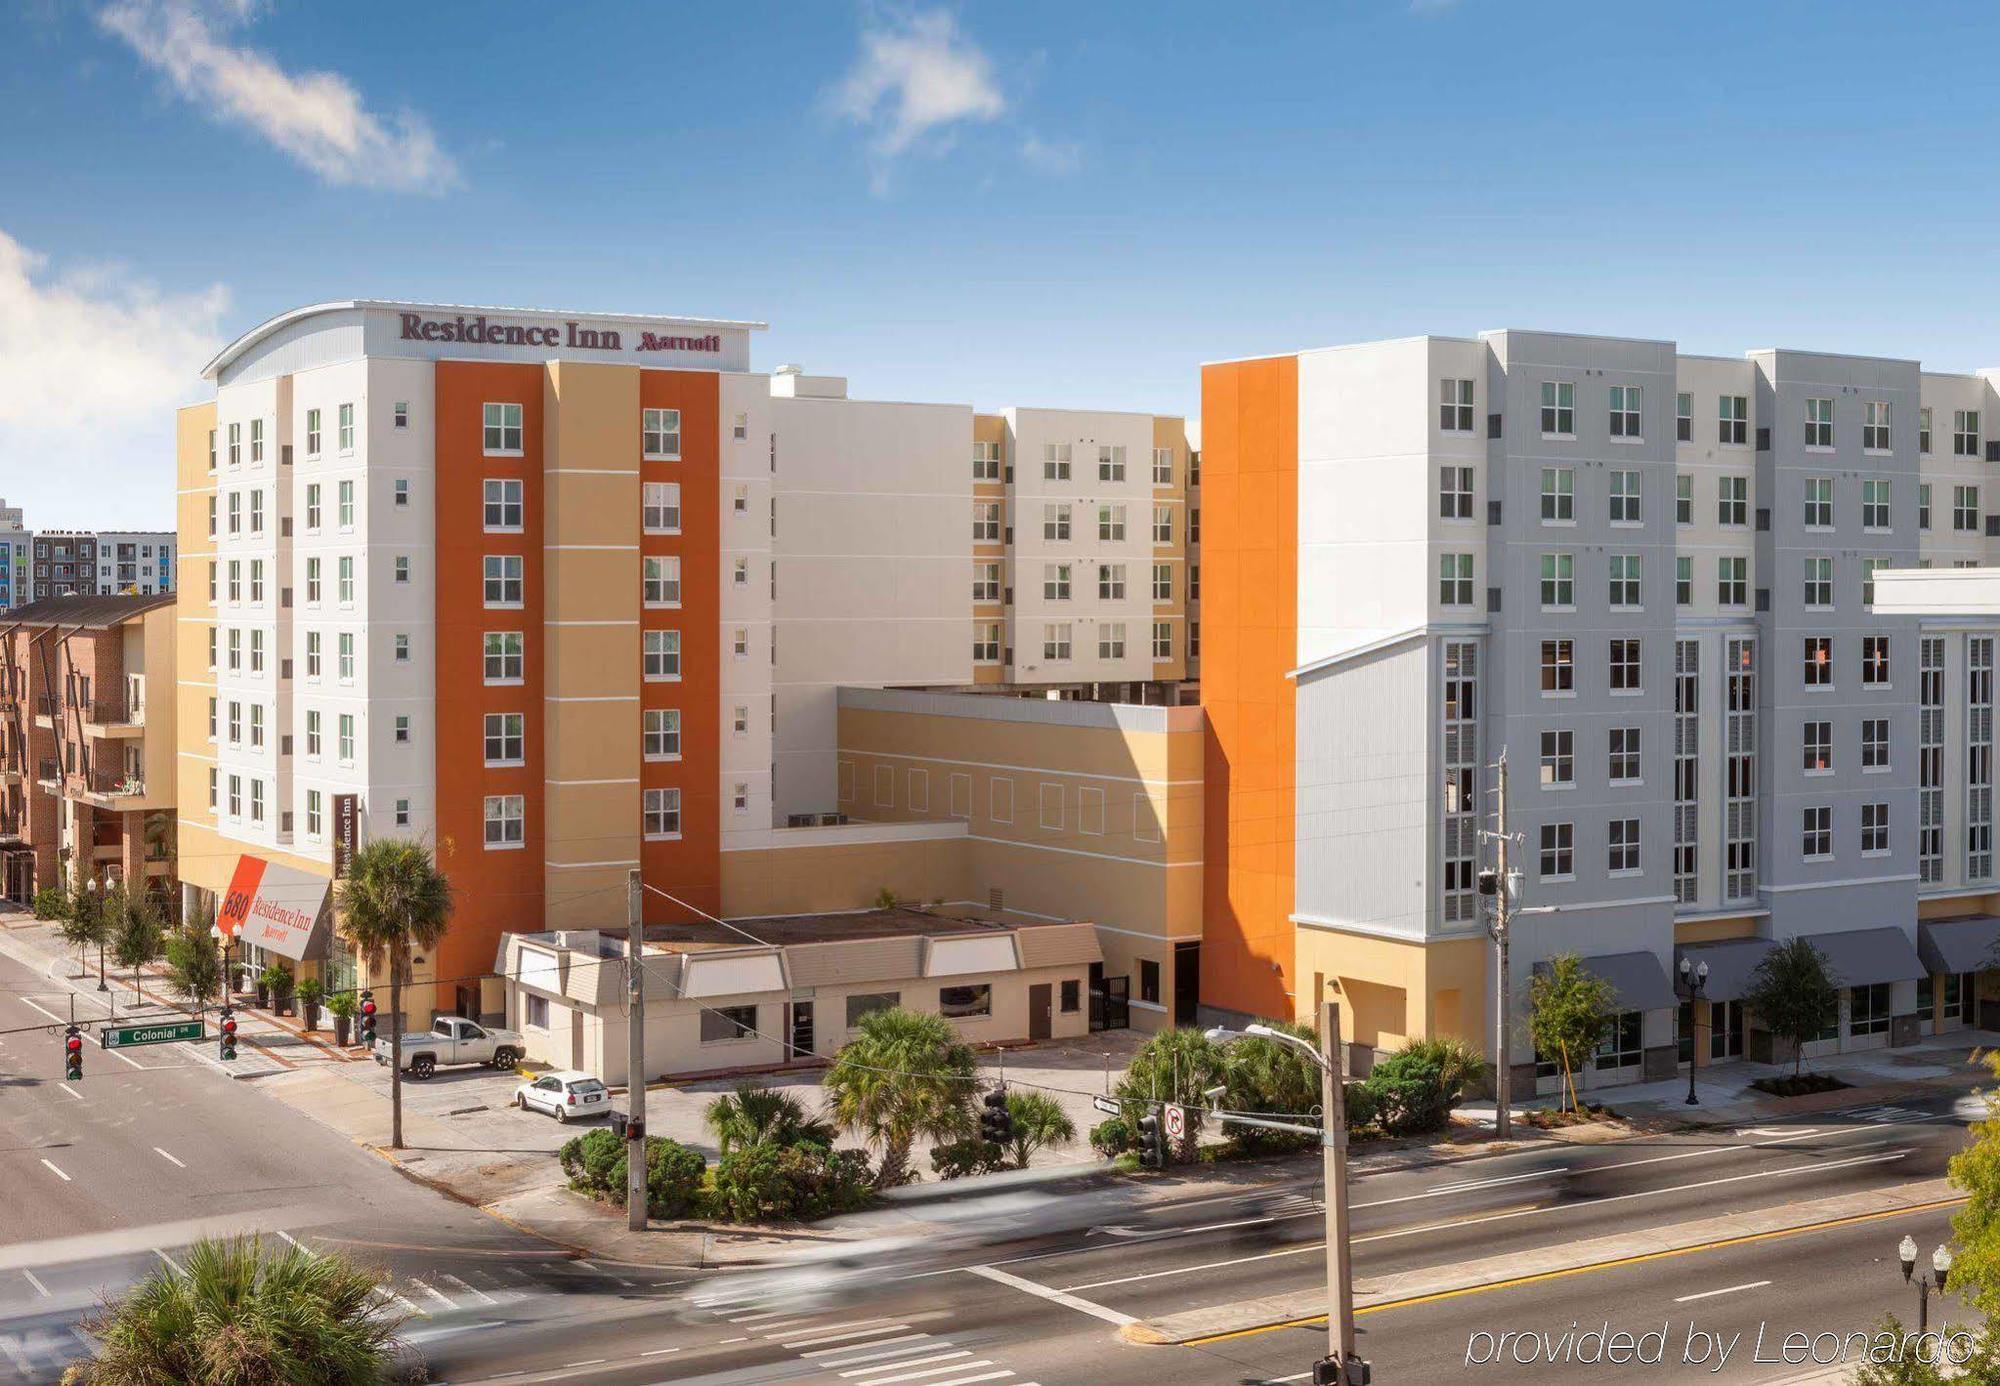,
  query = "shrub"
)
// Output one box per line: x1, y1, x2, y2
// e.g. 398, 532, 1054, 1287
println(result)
1113, 1029, 1227, 1163
931, 1138, 1006, 1180
1362, 1049, 1451, 1136
1397, 1035, 1487, 1104
1221, 1018, 1322, 1155
1090, 1116, 1136, 1157
1341, 1079, 1379, 1133
559, 1128, 708, 1218
33, 882, 70, 922
708, 1143, 873, 1223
